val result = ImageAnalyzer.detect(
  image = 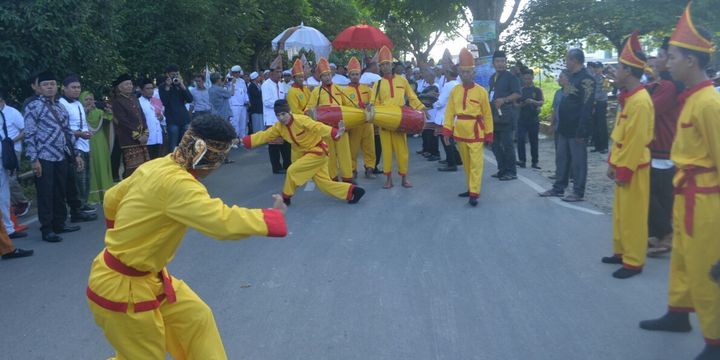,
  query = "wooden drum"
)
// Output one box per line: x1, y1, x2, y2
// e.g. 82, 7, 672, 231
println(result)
367, 105, 425, 134
305, 106, 368, 129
